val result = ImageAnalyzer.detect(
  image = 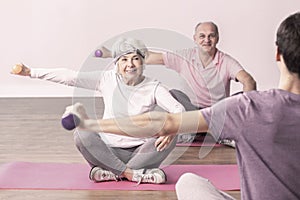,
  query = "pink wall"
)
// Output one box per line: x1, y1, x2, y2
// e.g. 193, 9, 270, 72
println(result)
1, 0, 299, 97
